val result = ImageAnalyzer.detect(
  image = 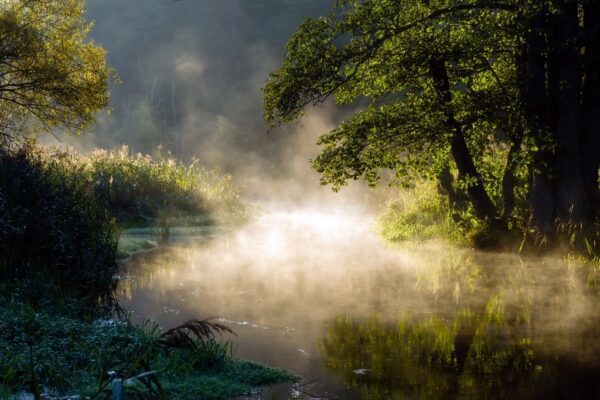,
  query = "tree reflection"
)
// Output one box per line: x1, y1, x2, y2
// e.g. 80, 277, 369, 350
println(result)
319, 293, 598, 399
